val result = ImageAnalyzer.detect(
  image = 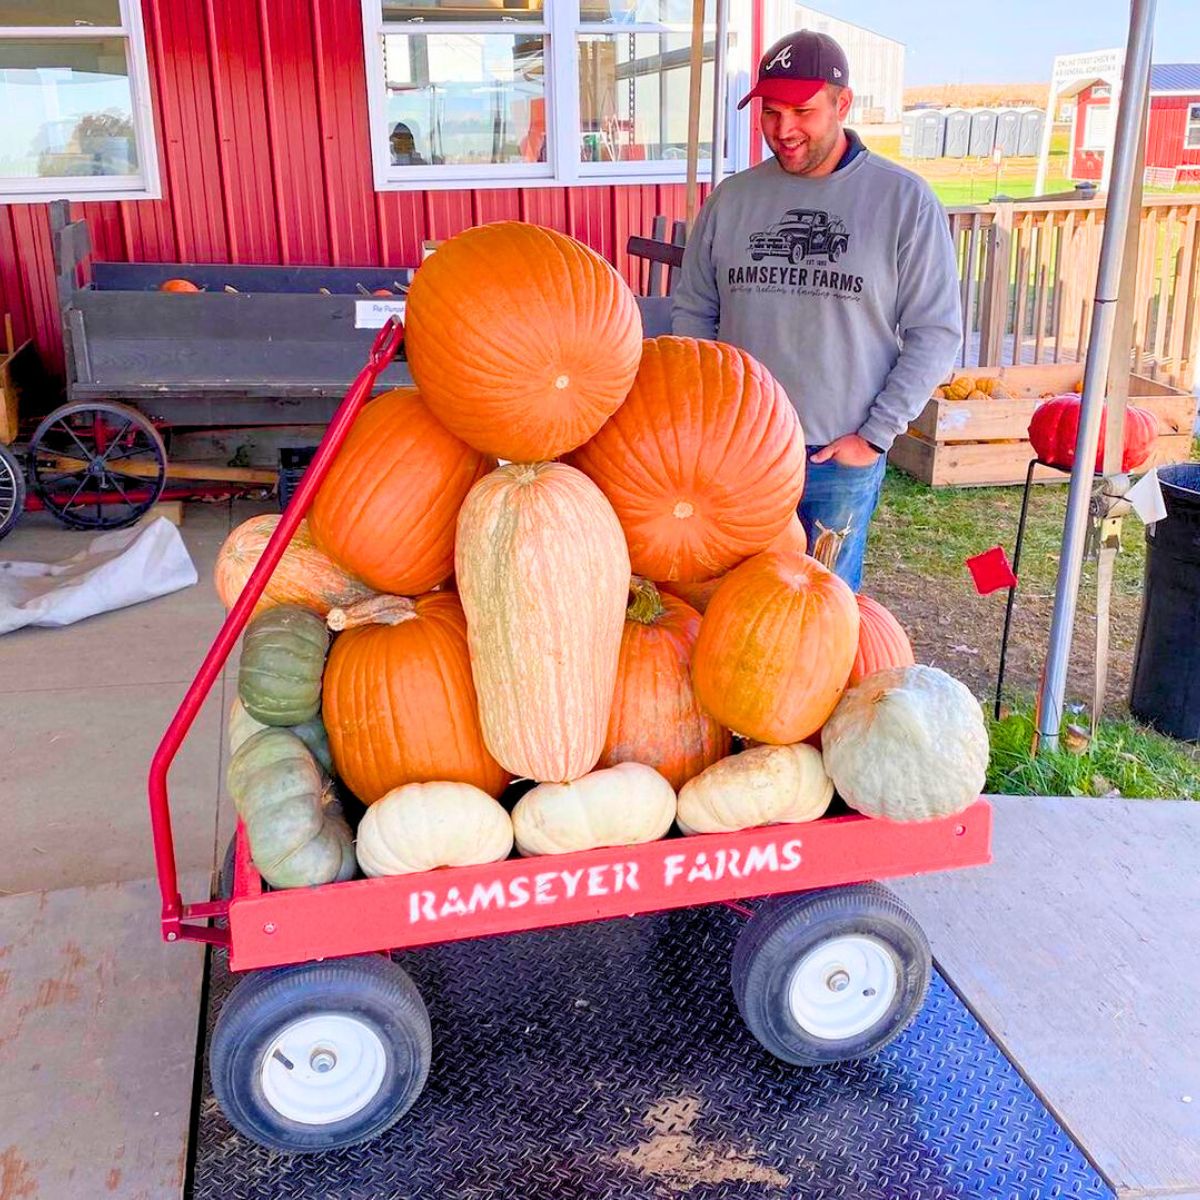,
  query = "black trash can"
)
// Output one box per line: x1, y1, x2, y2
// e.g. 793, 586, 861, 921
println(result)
1130, 463, 1200, 741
